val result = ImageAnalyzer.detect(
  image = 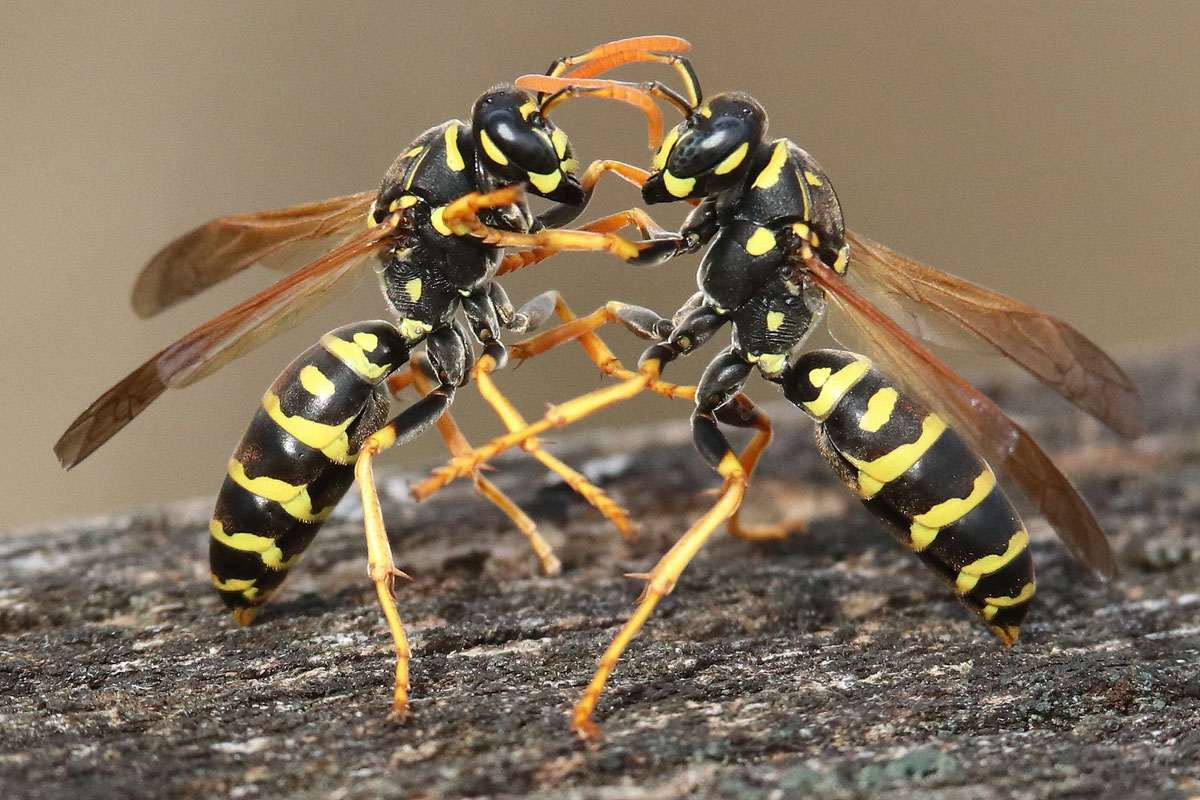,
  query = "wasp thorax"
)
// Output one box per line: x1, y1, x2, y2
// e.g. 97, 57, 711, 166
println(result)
471, 86, 584, 205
